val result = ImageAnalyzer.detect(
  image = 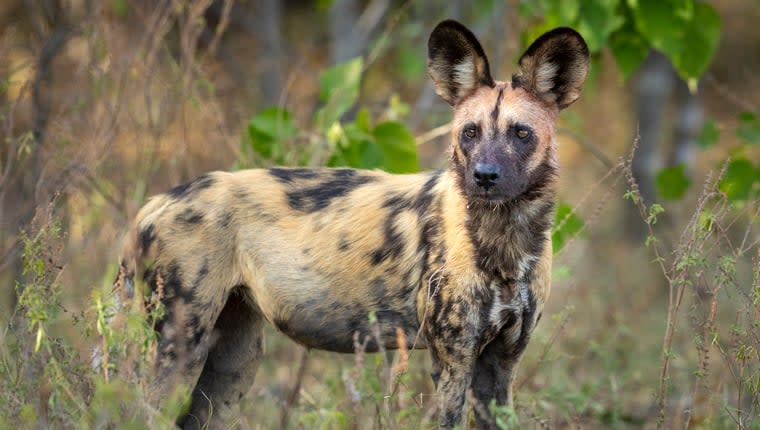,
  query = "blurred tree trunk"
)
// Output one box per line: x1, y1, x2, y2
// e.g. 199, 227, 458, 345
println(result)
252, 0, 283, 105
670, 81, 702, 169
202, 0, 283, 106
329, 0, 364, 64
4, 0, 71, 312
627, 51, 702, 241
329, 0, 392, 64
